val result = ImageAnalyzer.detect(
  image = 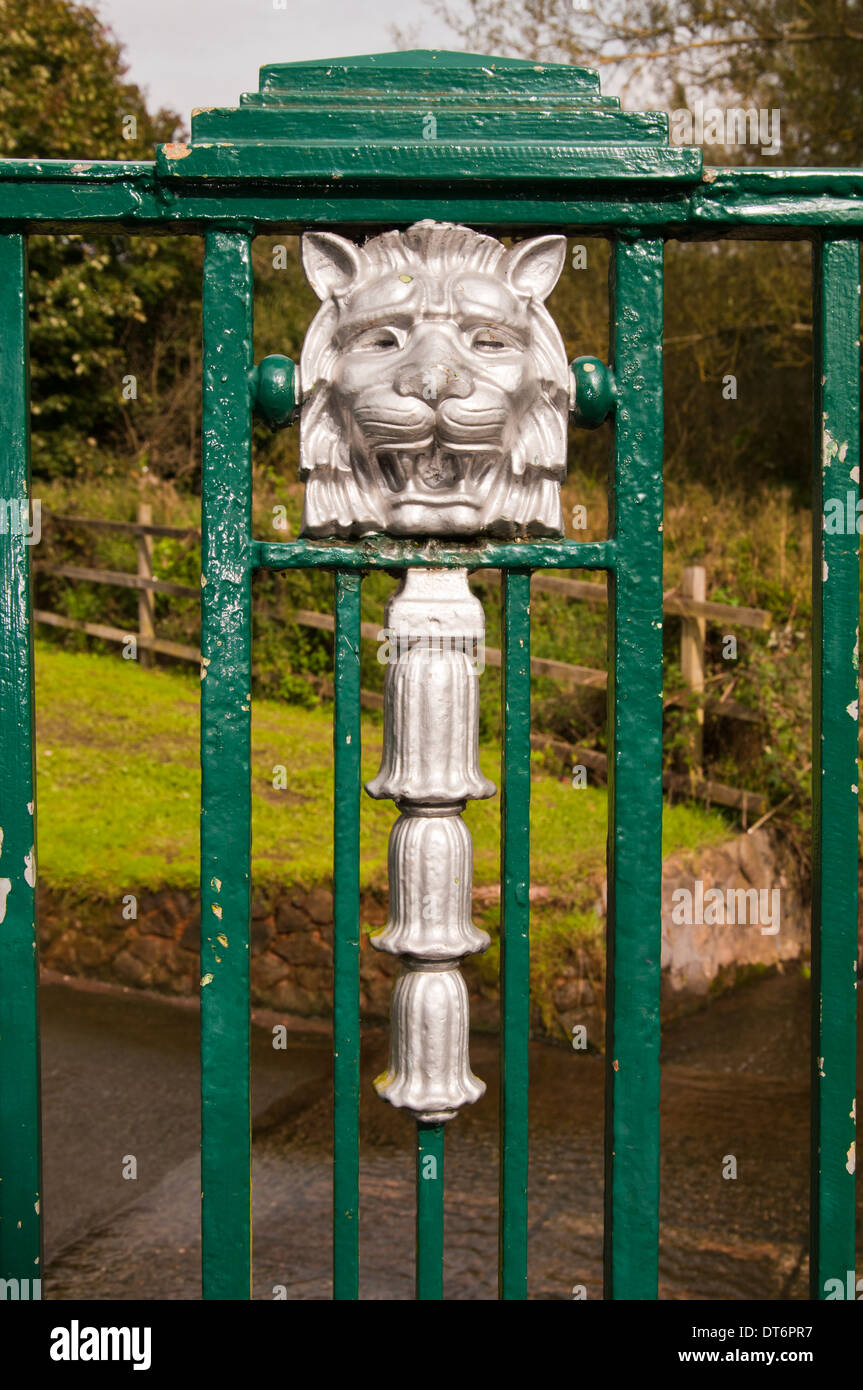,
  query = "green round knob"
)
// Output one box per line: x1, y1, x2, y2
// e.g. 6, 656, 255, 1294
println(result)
250, 354, 297, 429
569, 356, 616, 429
